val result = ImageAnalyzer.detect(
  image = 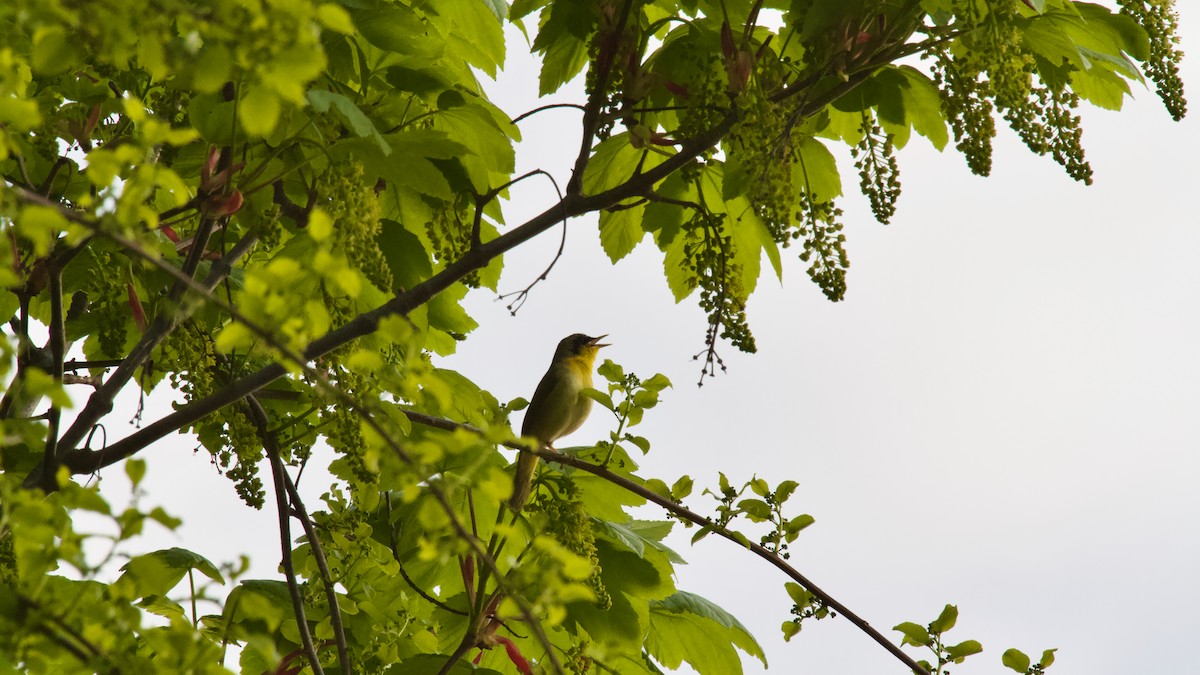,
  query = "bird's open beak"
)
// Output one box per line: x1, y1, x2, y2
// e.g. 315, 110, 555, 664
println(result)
589, 334, 610, 348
